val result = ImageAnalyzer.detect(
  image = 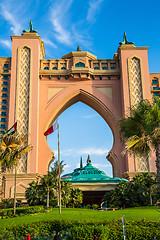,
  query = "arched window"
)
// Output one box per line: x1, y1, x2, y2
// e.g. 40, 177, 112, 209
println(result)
111, 66, 116, 70
2, 81, 8, 86
1, 105, 7, 110
75, 62, 85, 67
52, 67, 57, 70
0, 124, 6, 129
3, 64, 9, 68
1, 112, 6, 116
44, 67, 49, 70
2, 88, 8, 92
1, 118, 6, 123
94, 67, 99, 70
102, 67, 108, 70
61, 67, 66, 70
152, 79, 158, 84
2, 93, 7, 98
3, 70, 9, 73
1, 99, 7, 104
